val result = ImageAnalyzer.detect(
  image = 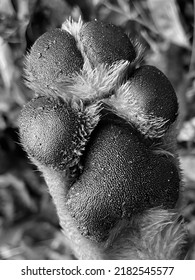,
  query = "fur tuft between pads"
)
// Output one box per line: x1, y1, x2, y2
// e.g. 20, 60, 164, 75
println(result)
61, 19, 168, 139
